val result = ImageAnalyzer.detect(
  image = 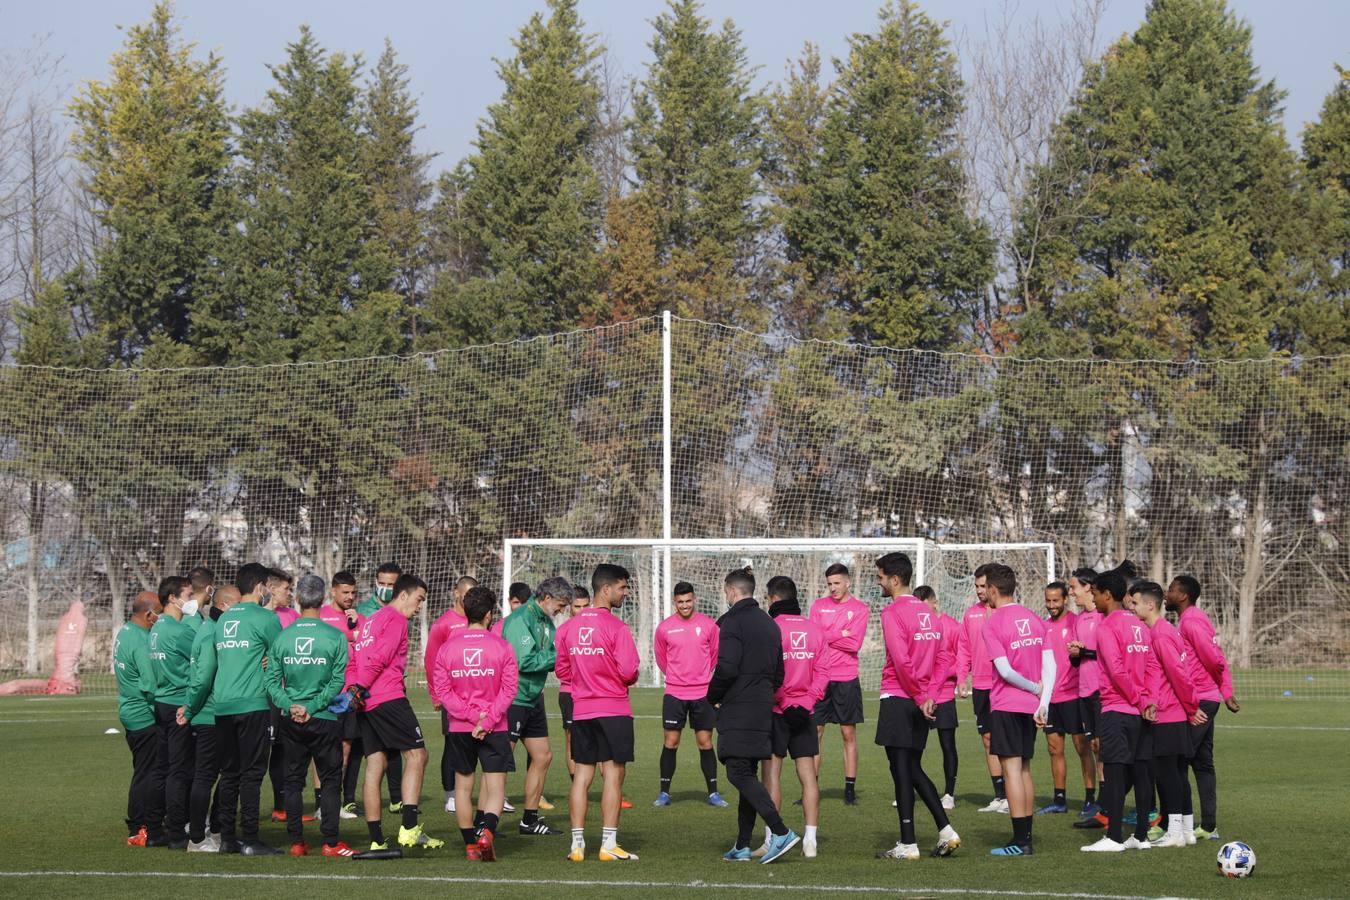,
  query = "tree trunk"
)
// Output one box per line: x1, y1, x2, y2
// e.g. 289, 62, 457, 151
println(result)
25, 481, 45, 674
1149, 525, 1165, 585
1114, 428, 1129, 563
1236, 471, 1267, 669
